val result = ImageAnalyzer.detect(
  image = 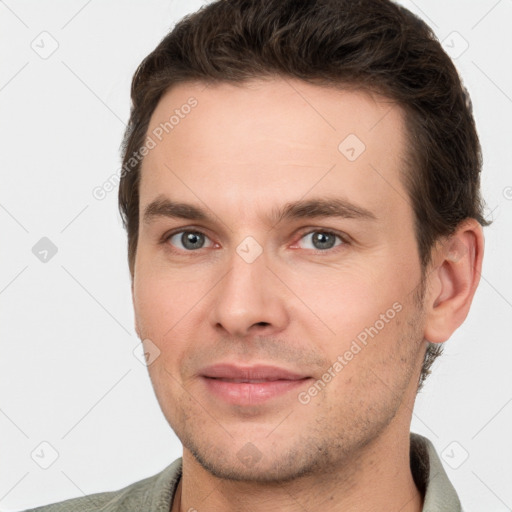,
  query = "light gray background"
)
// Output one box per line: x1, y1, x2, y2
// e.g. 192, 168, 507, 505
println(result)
0, 1, 511, 510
